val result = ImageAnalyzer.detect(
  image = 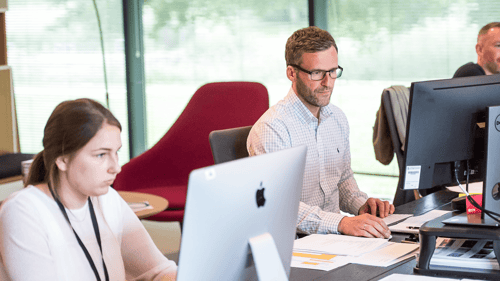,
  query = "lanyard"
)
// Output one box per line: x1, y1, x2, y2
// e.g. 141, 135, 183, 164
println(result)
49, 186, 109, 281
